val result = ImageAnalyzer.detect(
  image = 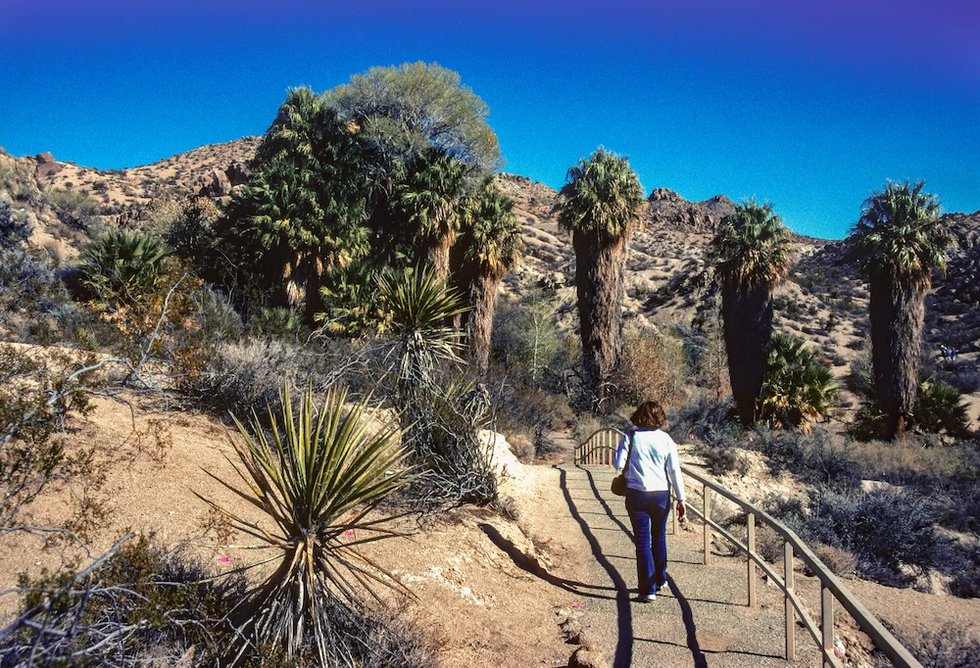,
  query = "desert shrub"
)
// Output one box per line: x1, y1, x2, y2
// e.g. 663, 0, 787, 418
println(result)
490, 374, 575, 451
491, 296, 563, 384
809, 542, 857, 577
776, 488, 943, 584
910, 626, 980, 667
199, 338, 317, 417
0, 345, 102, 531
757, 334, 838, 431
0, 229, 76, 340
940, 365, 980, 394
848, 437, 980, 486
191, 287, 243, 341
0, 535, 245, 665
669, 396, 739, 447
0, 159, 43, 205
699, 445, 749, 476
948, 546, 980, 598
166, 196, 221, 268
0, 197, 30, 246
78, 228, 173, 307
614, 326, 687, 409
401, 378, 498, 509
750, 427, 859, 490
246, 305, 304, 339
47, 187, 101, 232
